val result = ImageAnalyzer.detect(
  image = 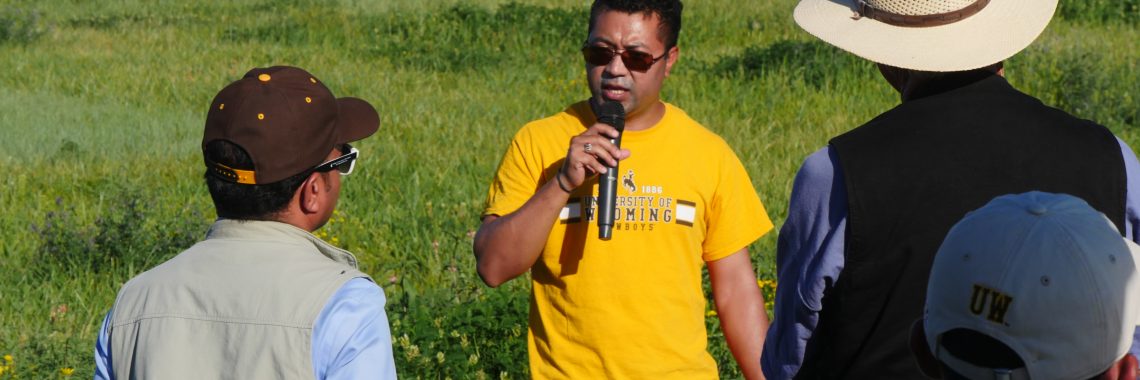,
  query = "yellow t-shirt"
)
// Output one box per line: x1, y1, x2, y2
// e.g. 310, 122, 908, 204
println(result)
484, 101, 774, 379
